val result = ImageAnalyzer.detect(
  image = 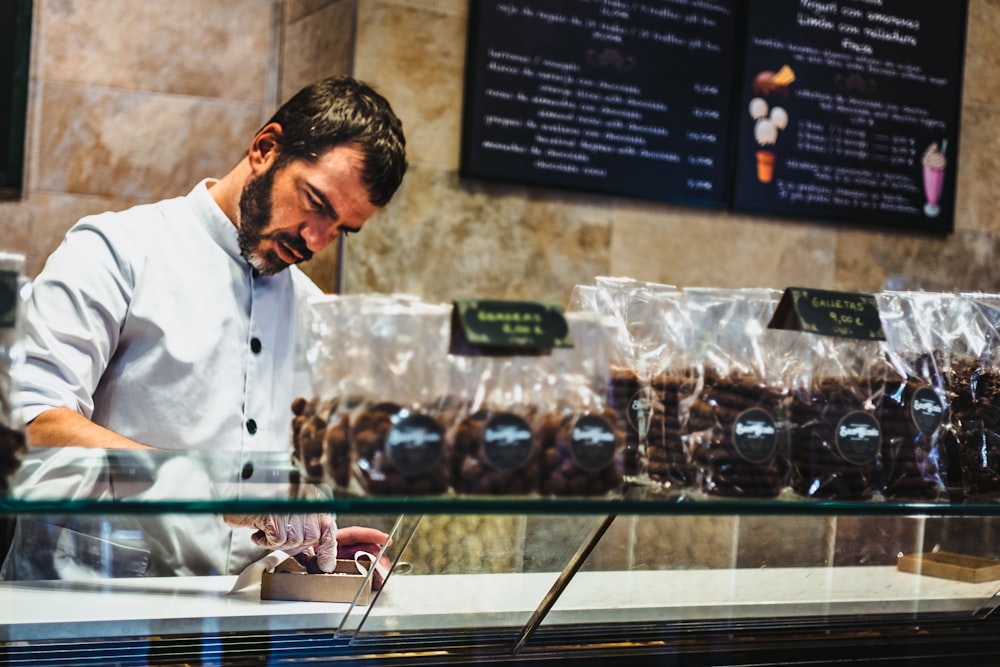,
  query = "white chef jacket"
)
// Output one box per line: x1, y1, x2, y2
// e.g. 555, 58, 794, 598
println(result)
1, 179, 322, 579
